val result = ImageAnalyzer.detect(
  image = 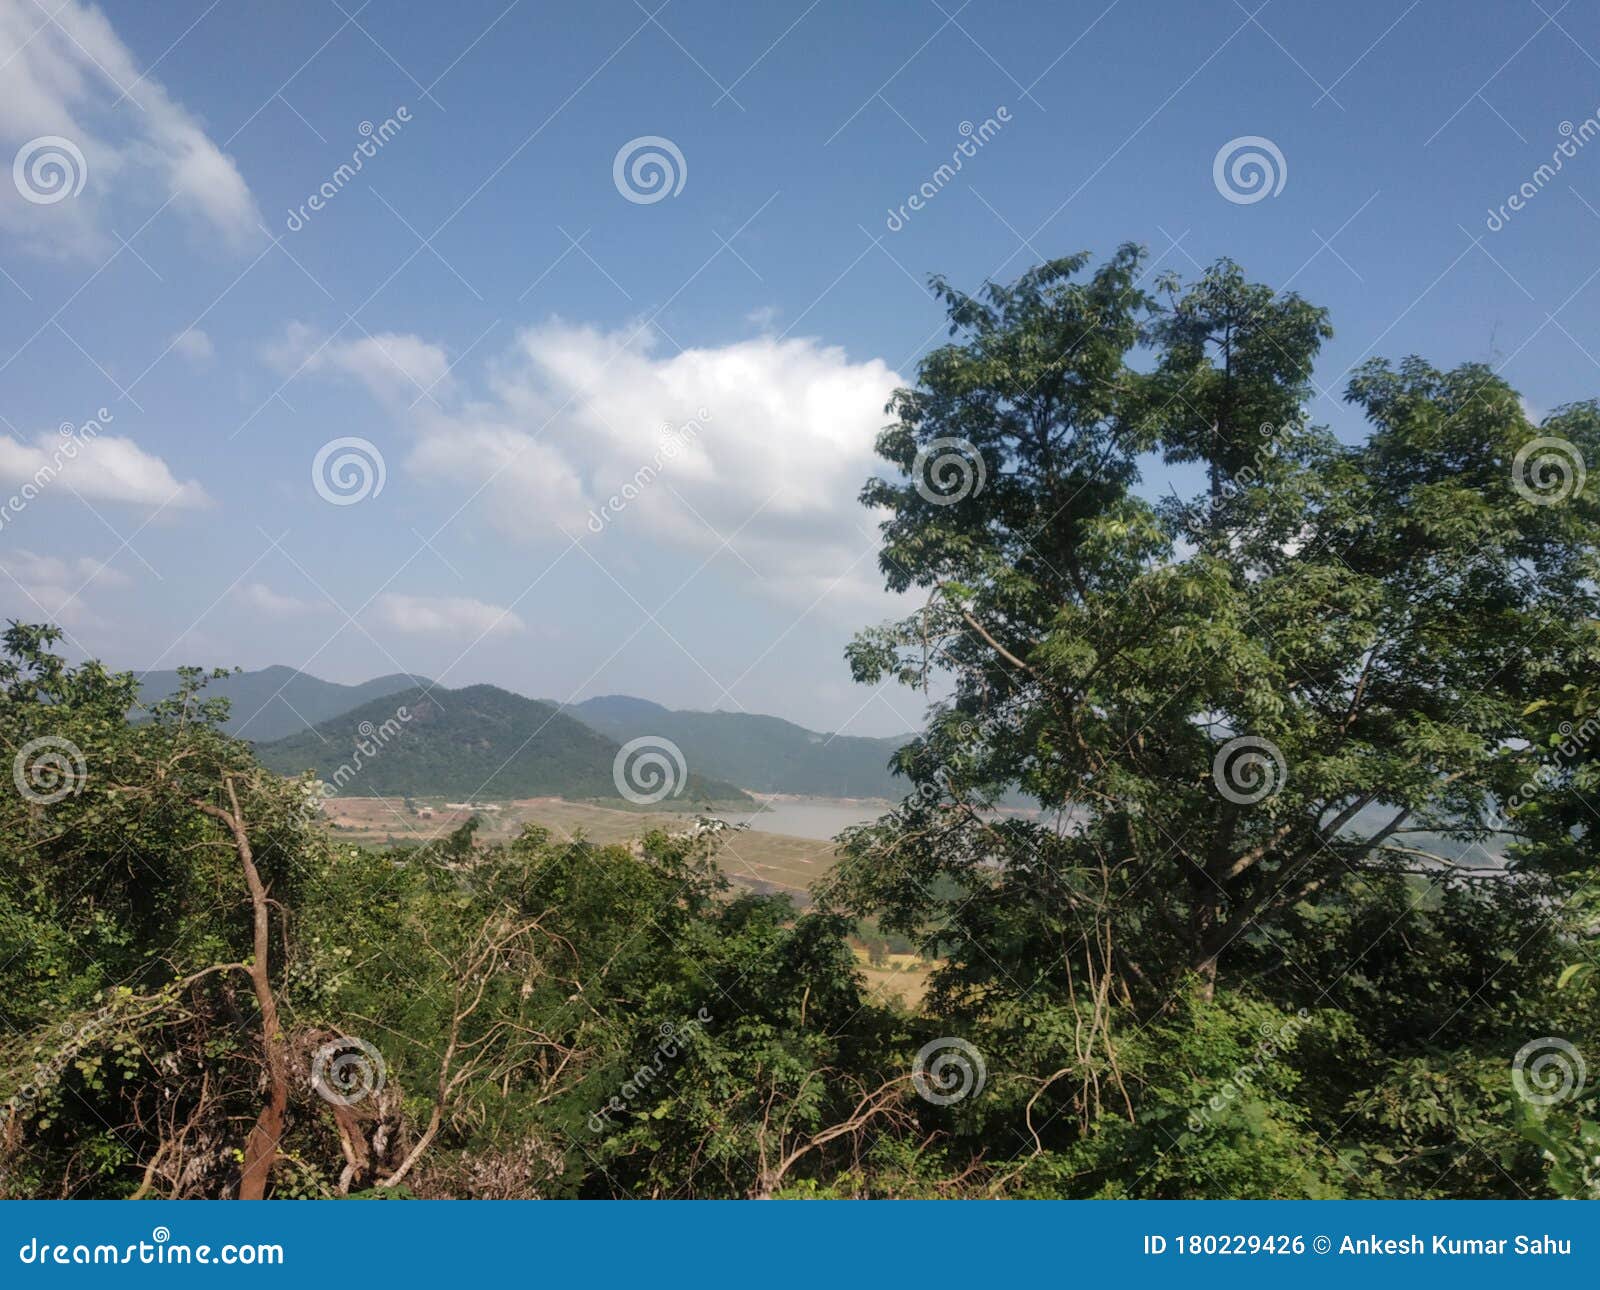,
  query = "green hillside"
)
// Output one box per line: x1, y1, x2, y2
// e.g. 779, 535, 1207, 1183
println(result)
254, 683, 751, 804
137, 665, 426, 742
568, 694, 911, 798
